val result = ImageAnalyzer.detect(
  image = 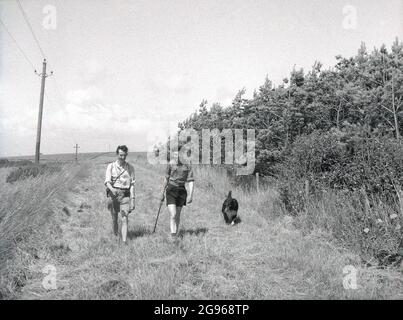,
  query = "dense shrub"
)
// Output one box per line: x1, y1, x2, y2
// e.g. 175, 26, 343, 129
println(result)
6, 164, 62, 183
277, 129, 403, 214
0, 159, 32, 168
279, 130, 344, 181
338, 135, 403, 203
